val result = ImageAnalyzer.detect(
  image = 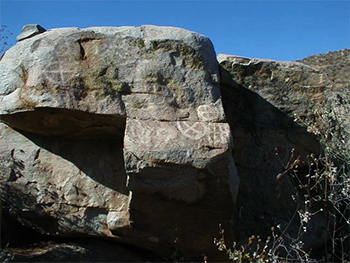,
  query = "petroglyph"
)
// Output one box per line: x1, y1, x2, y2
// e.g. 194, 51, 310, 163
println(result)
176, 121, 208, 140
45, 62, 76, 85
197, 104, 221, 121
176, 121, 231, 146
127, 119, 231, 152
127, 119, 177, 150
208, 123, 231, 146
43, 40, 80, 86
